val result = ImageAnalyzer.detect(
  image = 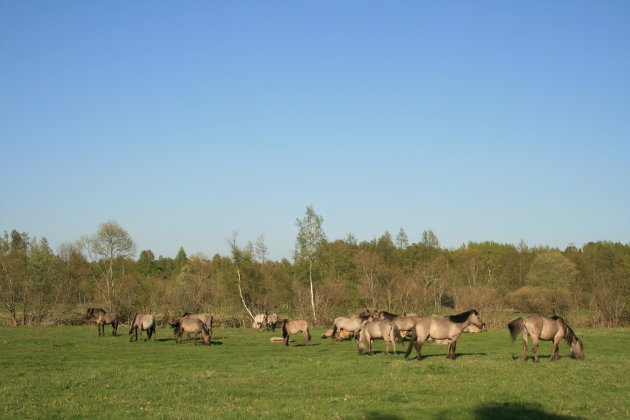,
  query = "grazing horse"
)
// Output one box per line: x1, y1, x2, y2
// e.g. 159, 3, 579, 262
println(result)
128, 314, 156, 342
282, 319, 311, 346
508, 316, 585, 362
377, 311, 400, 322
405, 310, 485, 360
331, 313, 374, 341
358, 321, 401, 355
253, 314, 267, 331
171, 318, 211, 345
266, 313, 278, 331
182, 313, 212, 341
85, 308, 119, 337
